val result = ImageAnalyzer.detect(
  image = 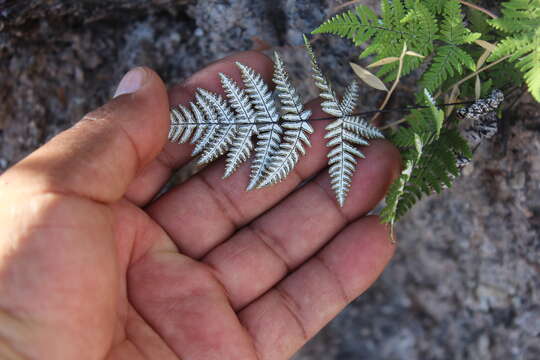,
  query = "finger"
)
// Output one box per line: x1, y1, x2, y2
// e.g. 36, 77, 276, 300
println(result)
238, 216, 395, 360
124, 51, 275, 205
147, 100, 337, 258
203, 140, 400, 309
1, 67, 169, 203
